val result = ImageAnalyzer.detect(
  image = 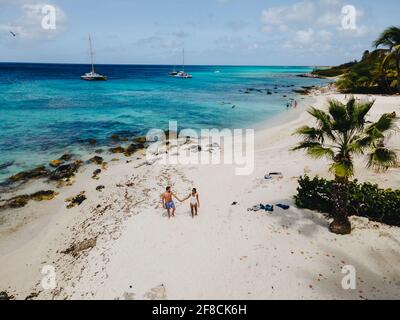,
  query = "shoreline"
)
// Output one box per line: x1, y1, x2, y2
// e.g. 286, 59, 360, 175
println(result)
0, 86, 399, 300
